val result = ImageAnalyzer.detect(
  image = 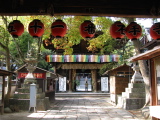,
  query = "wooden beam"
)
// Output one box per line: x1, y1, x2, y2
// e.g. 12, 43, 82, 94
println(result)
0, 0, 159, 18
